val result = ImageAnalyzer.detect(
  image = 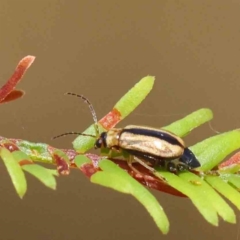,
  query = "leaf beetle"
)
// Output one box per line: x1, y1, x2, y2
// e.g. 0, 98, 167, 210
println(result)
53, 93, 201, 173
